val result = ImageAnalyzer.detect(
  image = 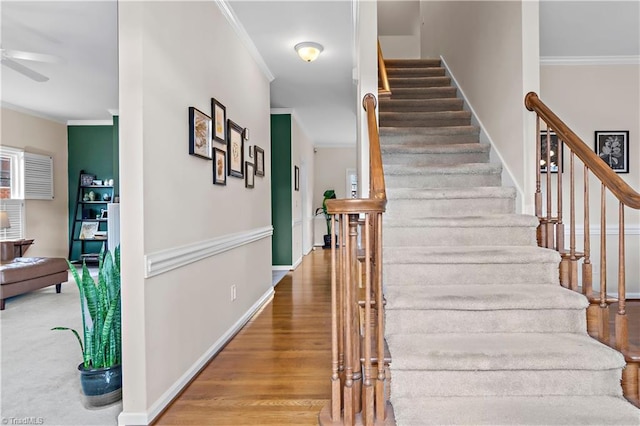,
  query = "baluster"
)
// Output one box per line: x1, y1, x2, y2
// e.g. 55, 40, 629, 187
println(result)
362, 213, 373, 425
338, 215, 345, 378
535, 117, 543, 246
583, 167, 593, 297
599, 184, 610, 343
545, 128, 554, 248
556, 137, 564, 251
343, 213, 354, 425
375, 212, 386, 421
615, 202, 627, 351
567, 152, 578, 290
330, 214, 341, 421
